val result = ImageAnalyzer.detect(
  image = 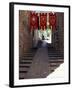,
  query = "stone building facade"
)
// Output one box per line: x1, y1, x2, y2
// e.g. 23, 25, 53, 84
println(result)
52, 13, 64, 55
19, 11, 32, 58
